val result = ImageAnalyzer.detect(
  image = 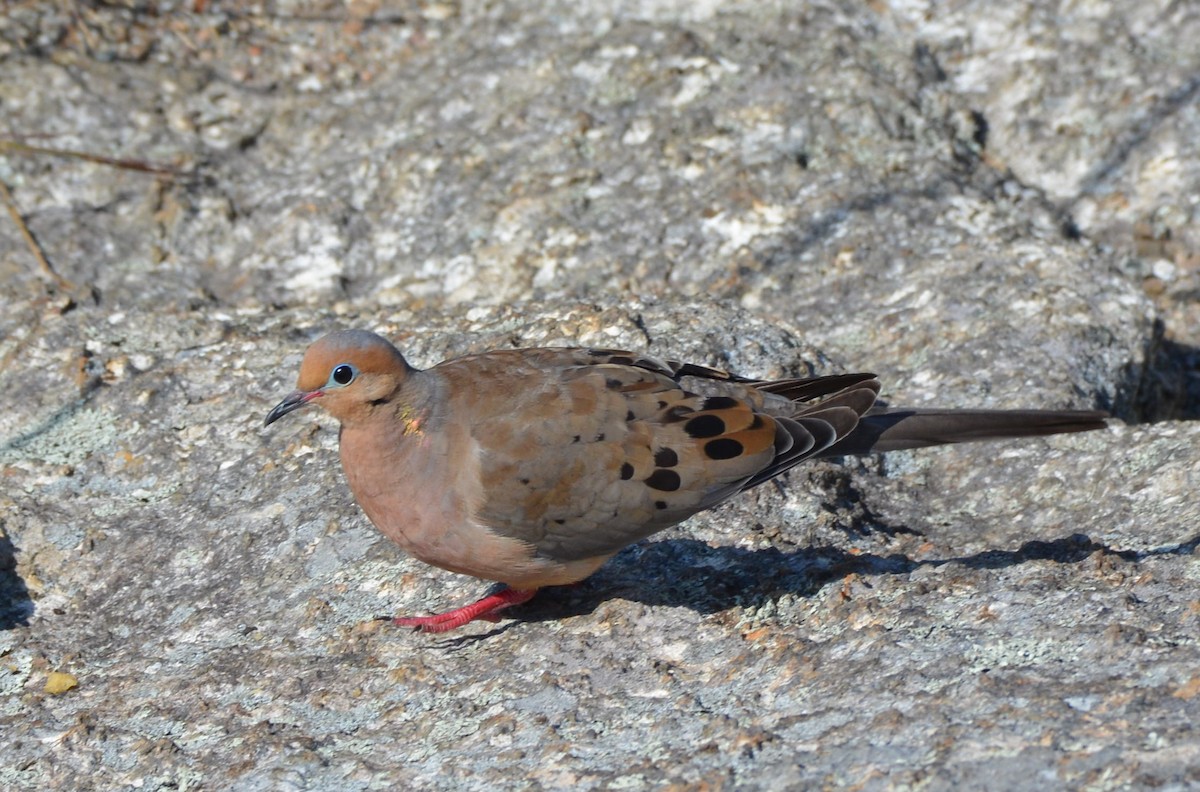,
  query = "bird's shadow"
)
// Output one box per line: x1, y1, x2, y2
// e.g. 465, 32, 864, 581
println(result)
426, 531, 1200, 647
0, 531, 33, 629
